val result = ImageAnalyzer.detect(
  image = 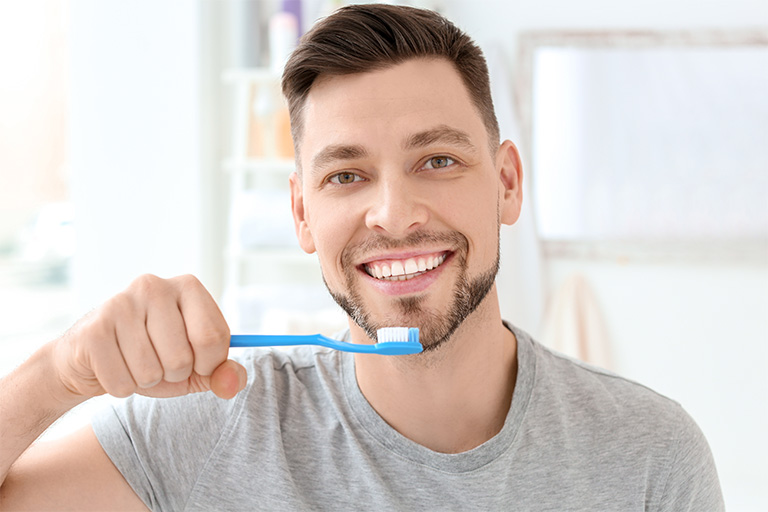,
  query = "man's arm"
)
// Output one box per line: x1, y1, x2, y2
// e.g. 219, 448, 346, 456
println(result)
656, 408, 725, 511
0, 274, 246, 509
1, 423, 145, 510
